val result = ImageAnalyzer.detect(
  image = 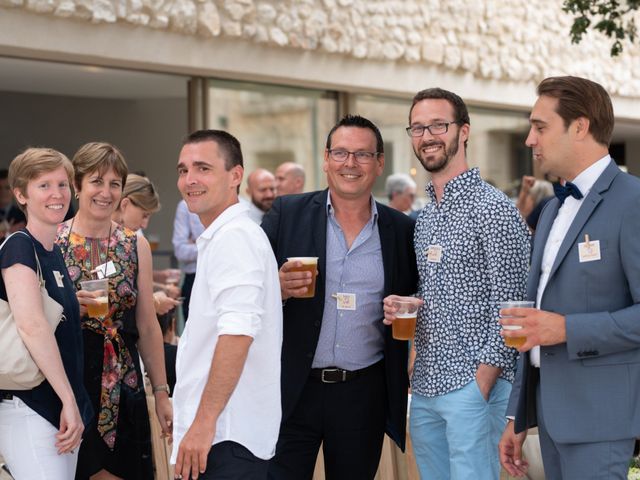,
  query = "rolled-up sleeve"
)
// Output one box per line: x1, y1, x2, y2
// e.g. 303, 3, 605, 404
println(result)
206, 227, 268, 338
